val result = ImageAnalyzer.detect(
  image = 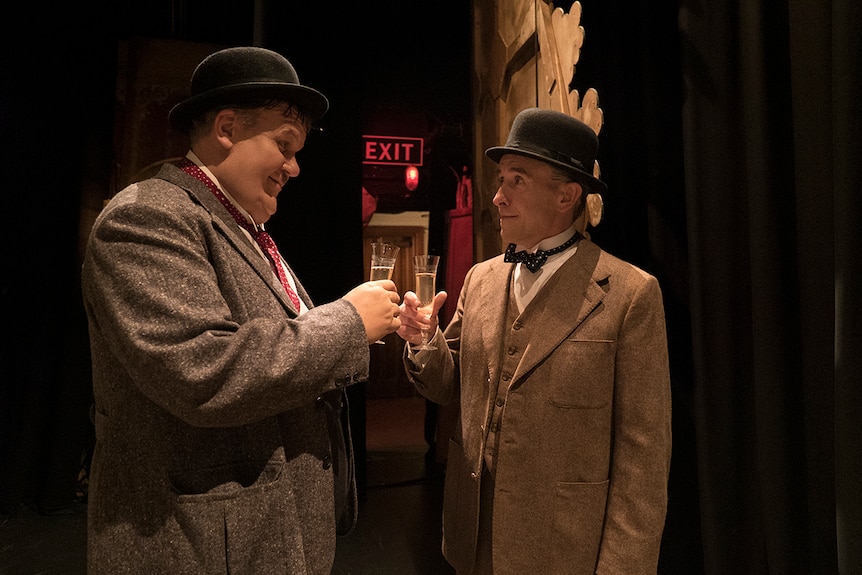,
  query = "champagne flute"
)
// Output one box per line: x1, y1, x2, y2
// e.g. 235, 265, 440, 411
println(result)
370, 242, 400, 344
413, 255, 440, 351
370, 242, 399, 281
